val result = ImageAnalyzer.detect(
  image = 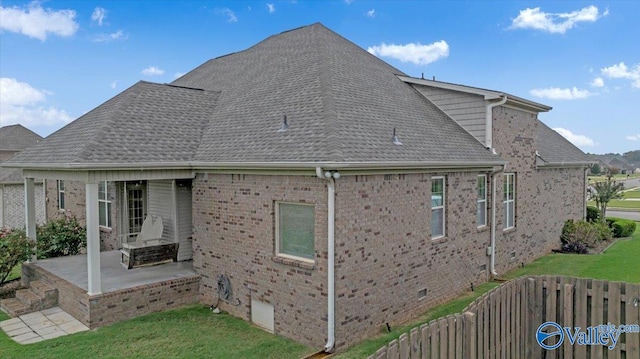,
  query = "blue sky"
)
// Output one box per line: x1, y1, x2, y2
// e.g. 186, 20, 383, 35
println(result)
1, 0, 638, 154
